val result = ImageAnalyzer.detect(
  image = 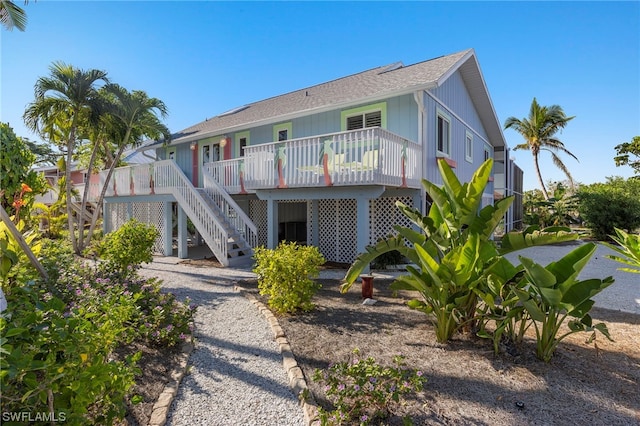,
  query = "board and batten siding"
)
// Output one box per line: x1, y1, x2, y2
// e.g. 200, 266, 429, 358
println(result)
422, 70, 494, 195
430, 71, 489, 142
